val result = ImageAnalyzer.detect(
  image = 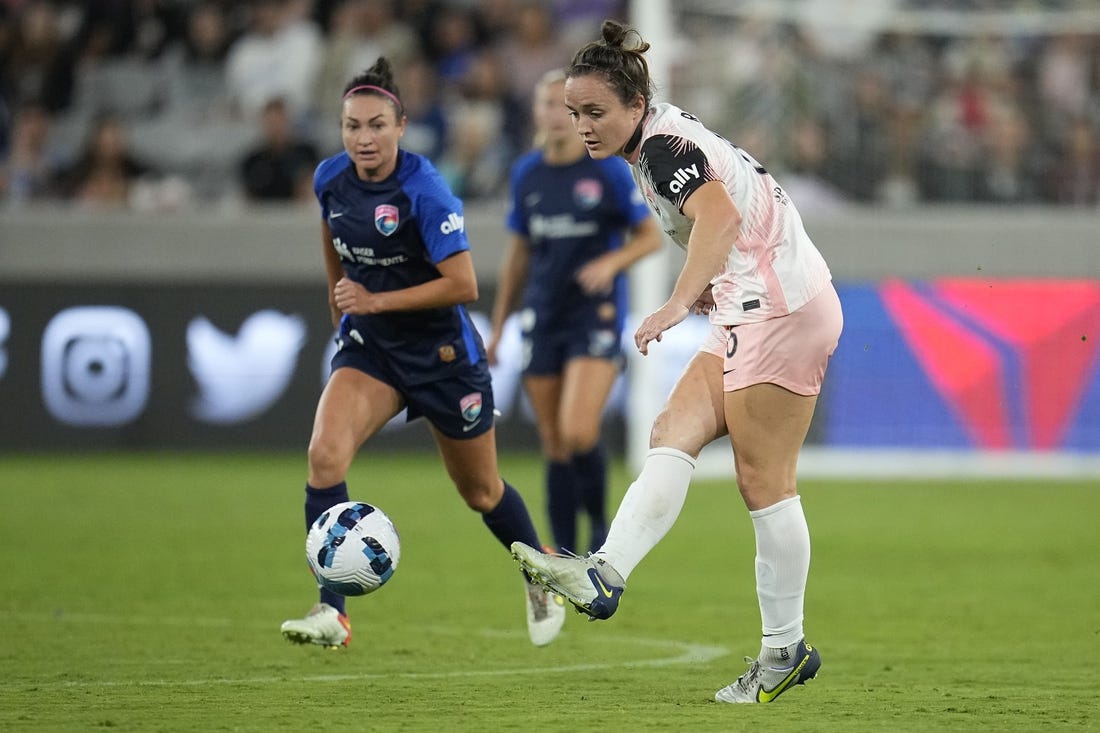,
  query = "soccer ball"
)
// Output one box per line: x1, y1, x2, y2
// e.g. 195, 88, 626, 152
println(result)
306, 501, 401, 596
